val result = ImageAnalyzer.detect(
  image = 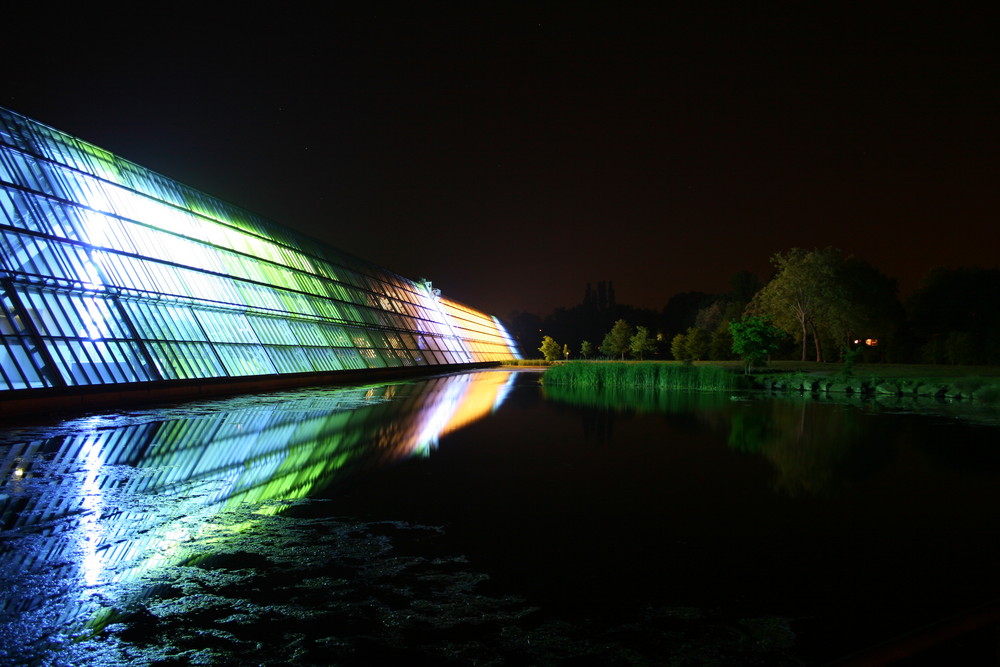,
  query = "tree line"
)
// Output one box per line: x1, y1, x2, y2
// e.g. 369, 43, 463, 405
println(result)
512, 248, 1000, 366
